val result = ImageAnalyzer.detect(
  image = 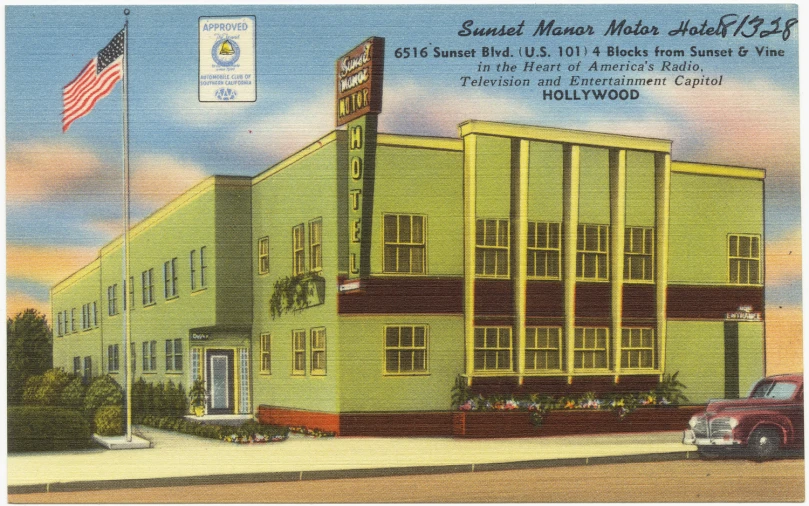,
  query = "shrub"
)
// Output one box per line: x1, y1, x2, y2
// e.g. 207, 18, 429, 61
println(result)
60, 377, 87, 410
21, 375, 44, 405
8, 406, 91, 452
84, 375, 123, 423
21, 368, 75, 407
94, 405, 124, 436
